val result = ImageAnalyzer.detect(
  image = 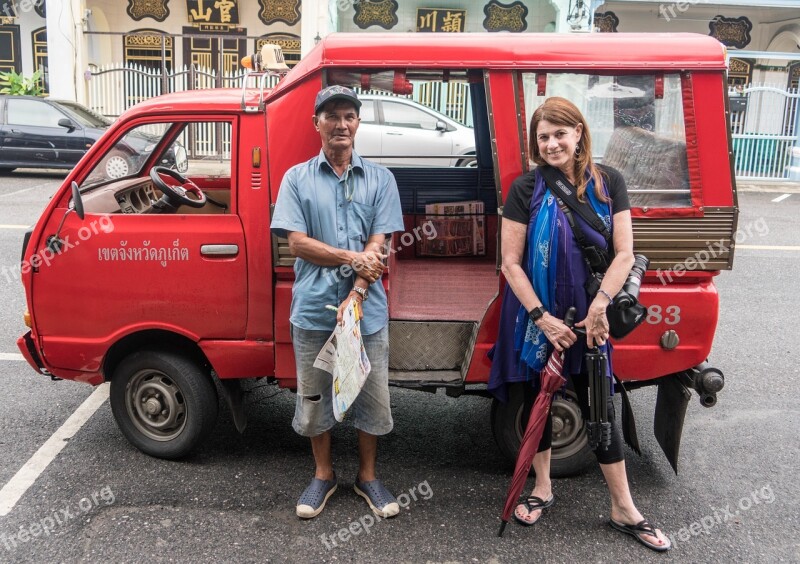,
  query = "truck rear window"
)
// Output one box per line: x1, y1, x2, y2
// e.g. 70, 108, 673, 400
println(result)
521, 73, 691, 209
